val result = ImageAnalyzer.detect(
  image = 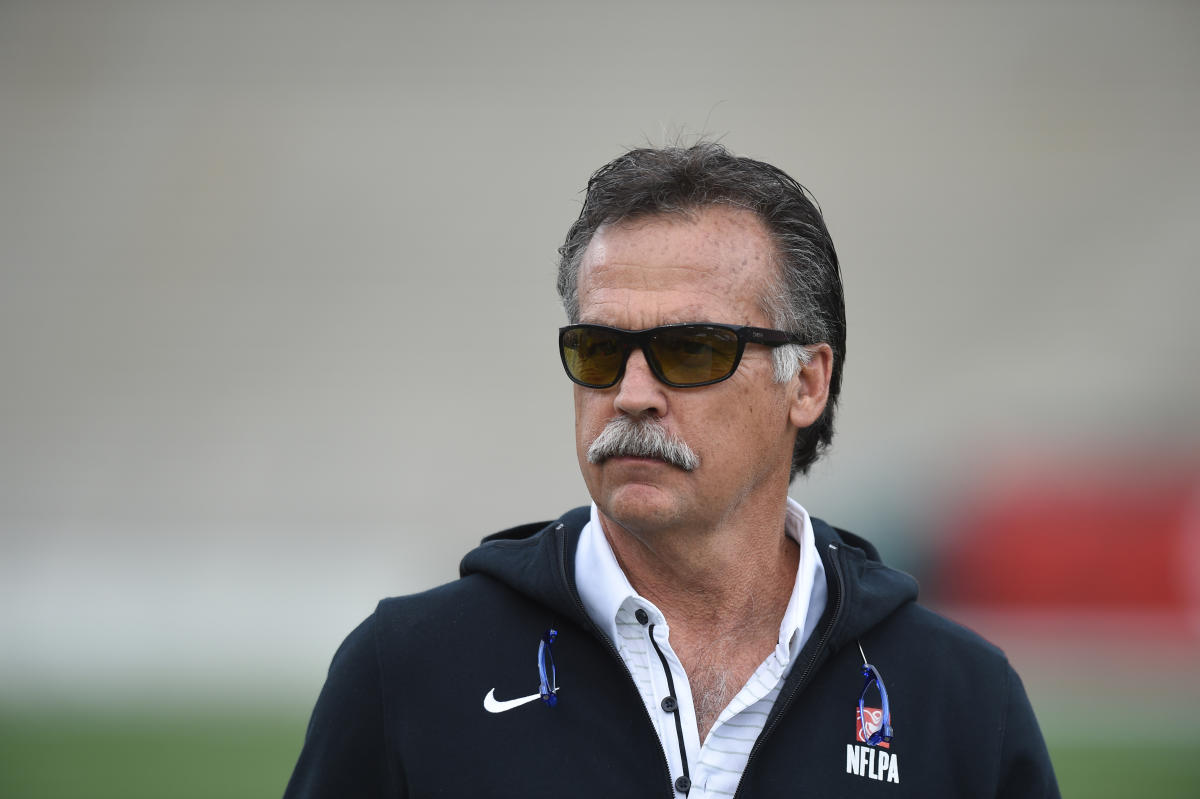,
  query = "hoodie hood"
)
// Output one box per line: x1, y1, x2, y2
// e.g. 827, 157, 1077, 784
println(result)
460, 506, 919, 654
